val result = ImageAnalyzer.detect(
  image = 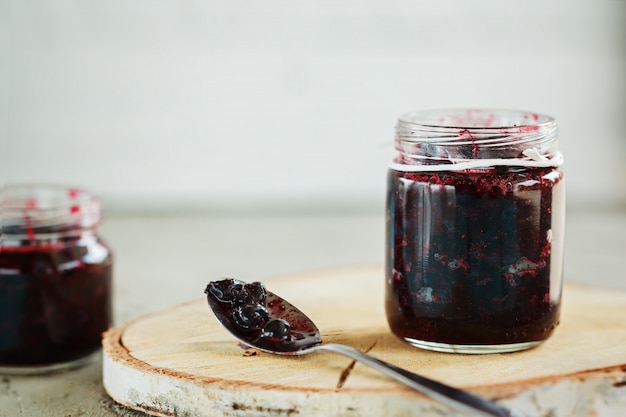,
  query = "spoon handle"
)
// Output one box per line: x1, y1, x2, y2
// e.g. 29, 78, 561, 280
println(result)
316, 344, 526, 417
